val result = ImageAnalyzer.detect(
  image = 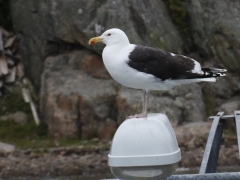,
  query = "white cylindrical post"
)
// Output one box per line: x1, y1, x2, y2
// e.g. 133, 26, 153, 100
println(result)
108, 113, 181, 180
